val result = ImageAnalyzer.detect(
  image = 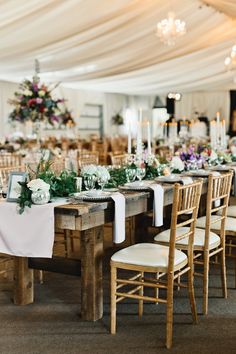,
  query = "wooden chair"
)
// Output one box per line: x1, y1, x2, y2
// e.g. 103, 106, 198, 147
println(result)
0, 153, 22, 168
0, 165, 24, 186
78, 152, 99, 168
110, 180, 203, 349
110, 154, 128, 167
190, 172, 232, 311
